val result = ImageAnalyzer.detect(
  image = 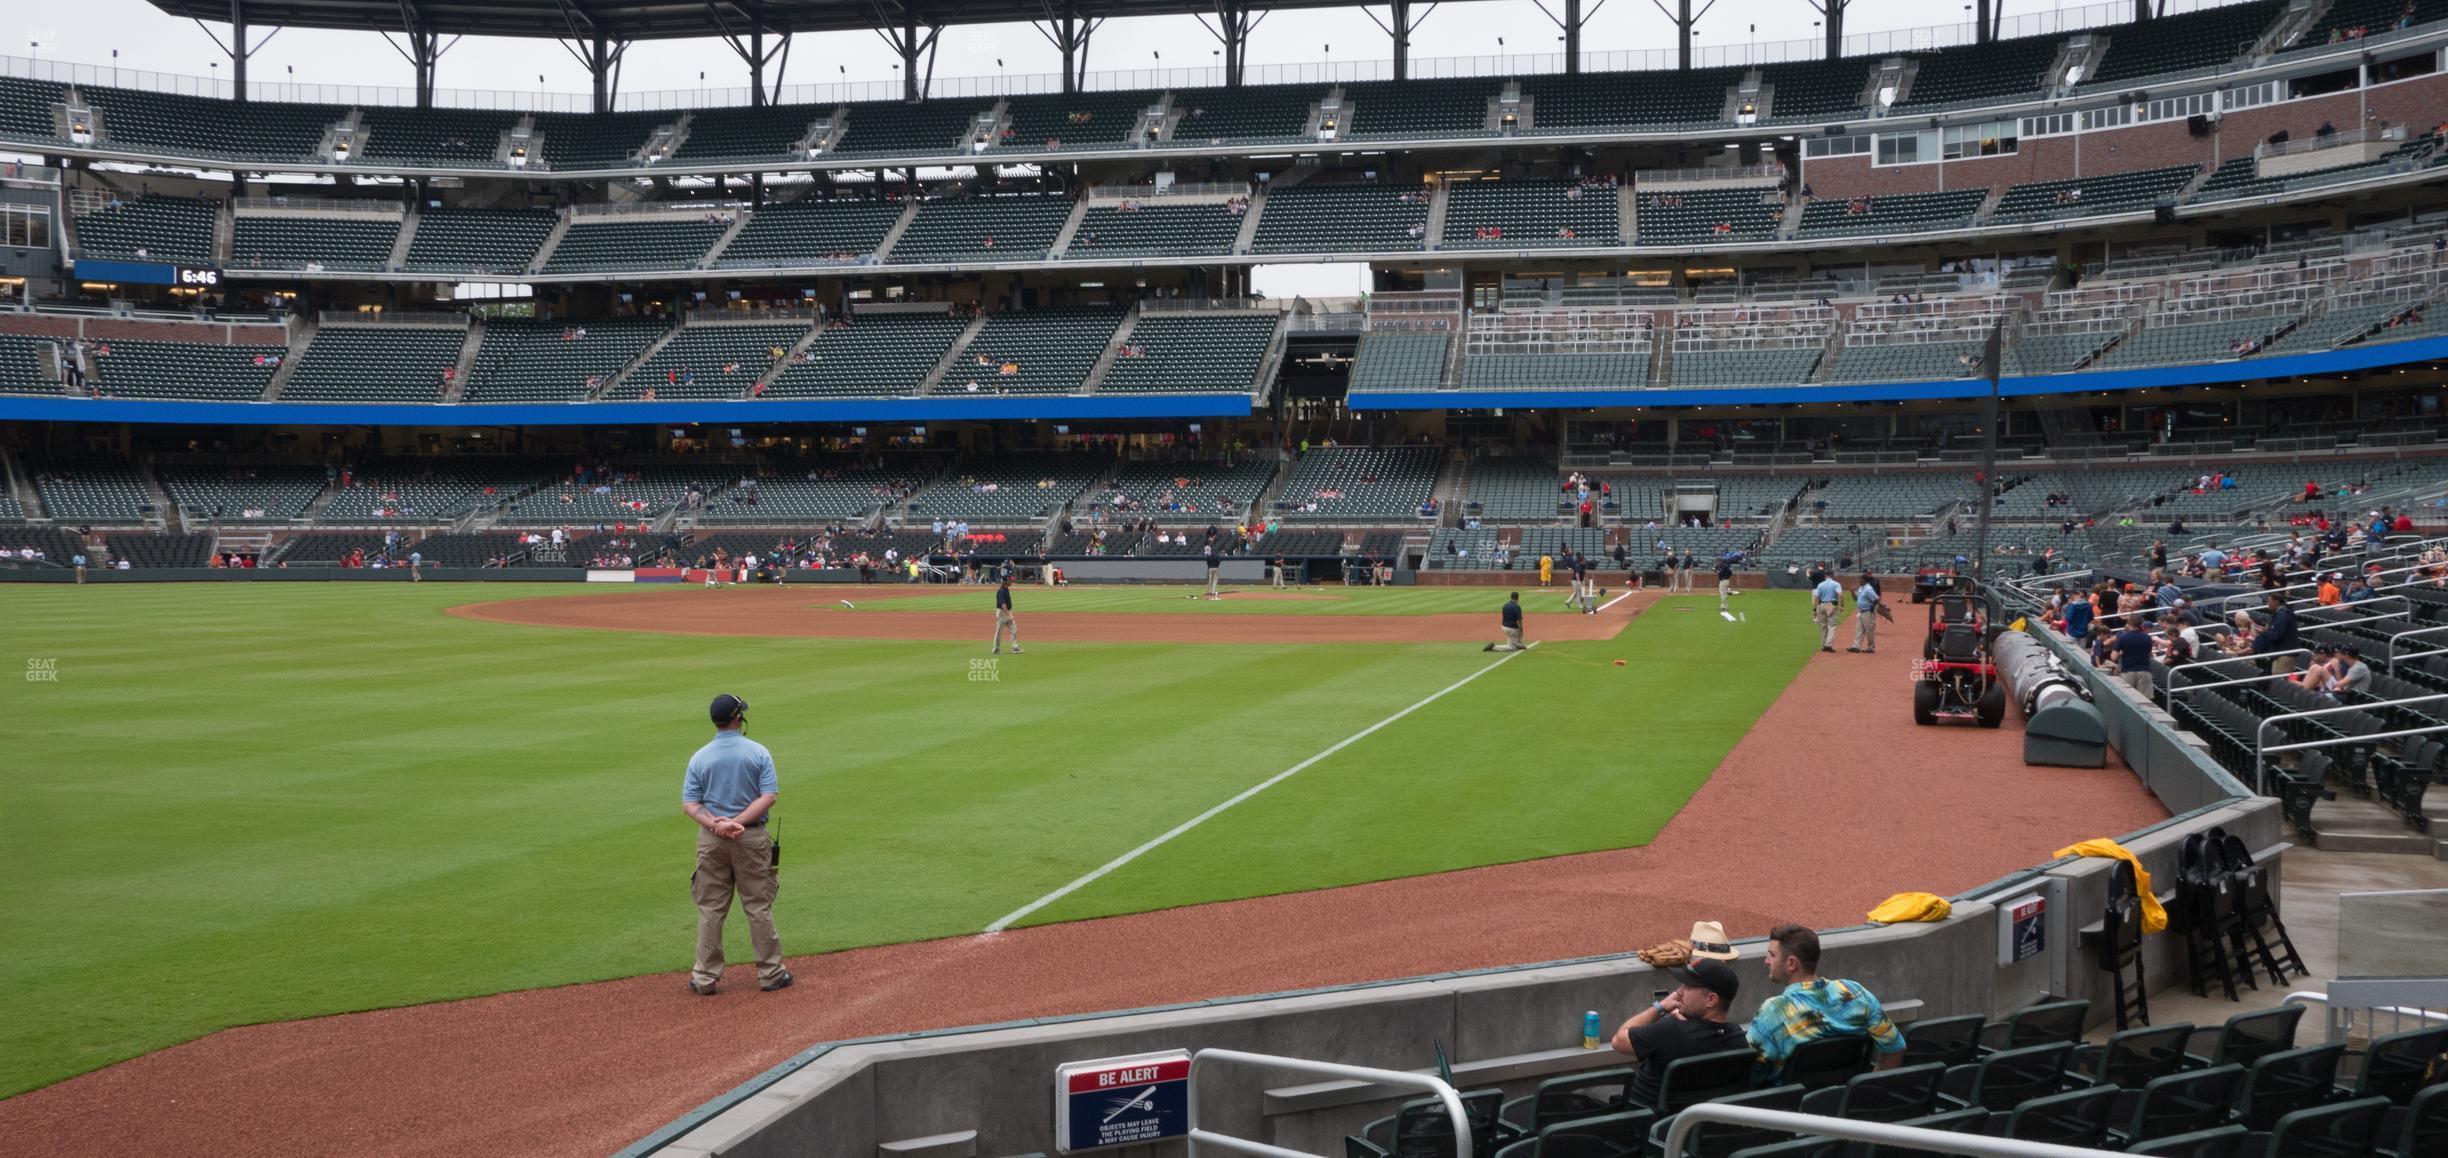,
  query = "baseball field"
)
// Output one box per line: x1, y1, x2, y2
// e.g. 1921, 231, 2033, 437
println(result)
0, 580, 1816, 1099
